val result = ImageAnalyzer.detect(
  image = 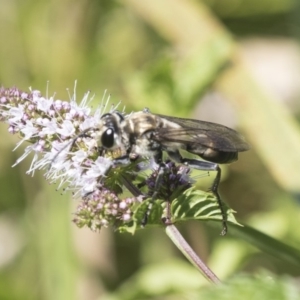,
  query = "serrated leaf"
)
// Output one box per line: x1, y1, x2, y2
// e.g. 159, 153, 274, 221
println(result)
134, 200, 165, 225
119, 186, 240, 234
118, 199, 165, 234
171, 187, 240, 226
